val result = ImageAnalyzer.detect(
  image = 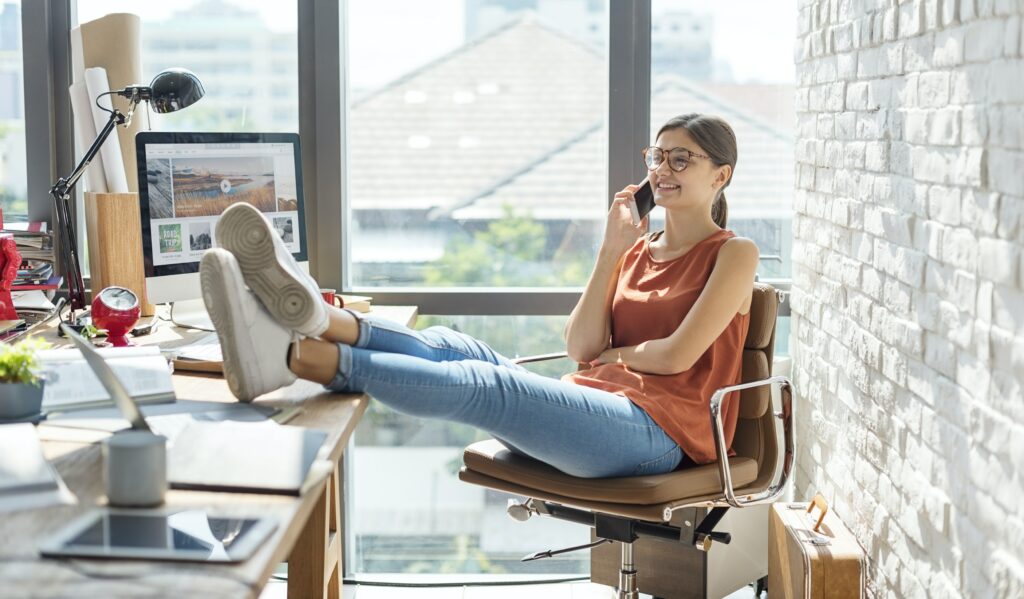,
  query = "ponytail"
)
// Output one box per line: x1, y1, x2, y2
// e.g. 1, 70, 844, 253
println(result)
712, 191, 728, 229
